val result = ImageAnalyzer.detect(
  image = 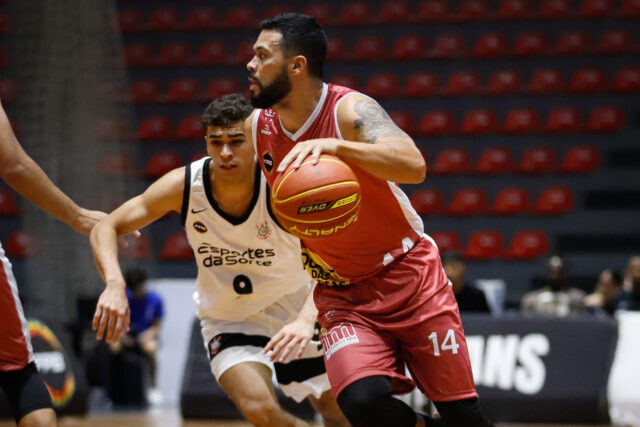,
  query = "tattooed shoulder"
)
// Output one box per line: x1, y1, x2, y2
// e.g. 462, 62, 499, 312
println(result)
353, 98, 409, 144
